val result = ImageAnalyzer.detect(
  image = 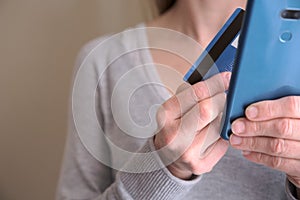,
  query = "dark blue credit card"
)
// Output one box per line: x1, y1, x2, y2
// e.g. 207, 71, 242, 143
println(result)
184, 8, 245, 84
